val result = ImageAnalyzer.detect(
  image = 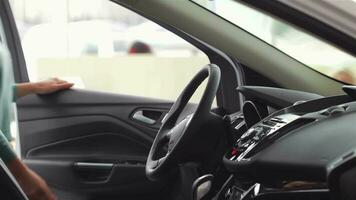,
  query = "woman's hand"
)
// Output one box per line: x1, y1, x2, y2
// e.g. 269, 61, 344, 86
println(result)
19, 168, 57, 200
7, 158, 56, 200
16, 78, 74, 97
